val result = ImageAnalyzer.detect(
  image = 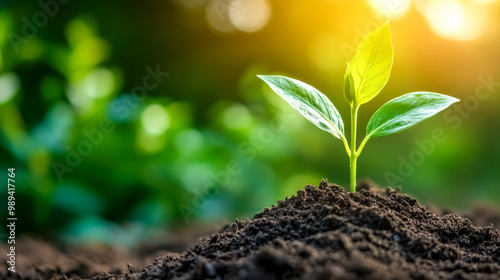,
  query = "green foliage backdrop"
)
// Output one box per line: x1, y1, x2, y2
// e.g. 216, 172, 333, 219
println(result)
0, 0, 499, 245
